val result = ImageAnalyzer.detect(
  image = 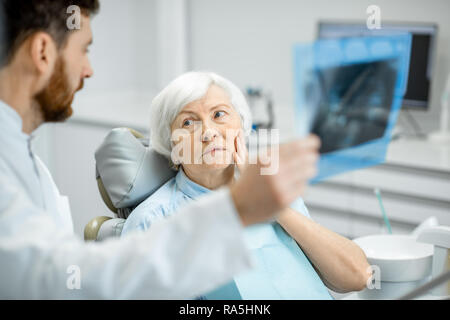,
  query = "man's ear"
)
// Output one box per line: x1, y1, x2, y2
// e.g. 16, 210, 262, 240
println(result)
29, 32, 57, 77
